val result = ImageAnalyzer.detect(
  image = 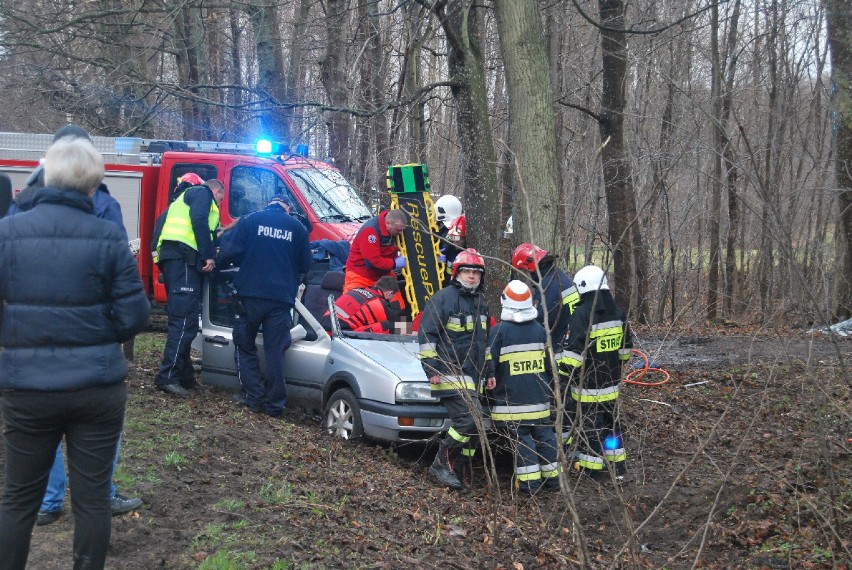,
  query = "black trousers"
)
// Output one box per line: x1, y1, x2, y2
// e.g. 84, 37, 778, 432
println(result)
0, 382, 126, 570
156, 258, 203, 387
